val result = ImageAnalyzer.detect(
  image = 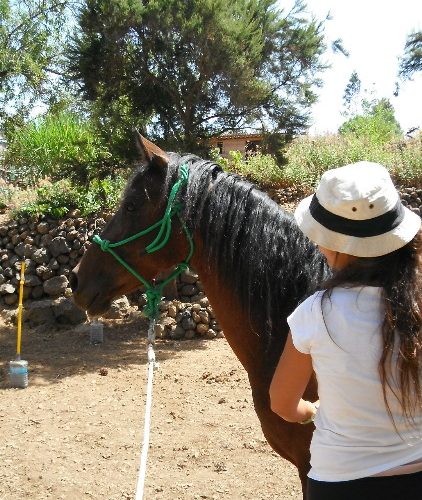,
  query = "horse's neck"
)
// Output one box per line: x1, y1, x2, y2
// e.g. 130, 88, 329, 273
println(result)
191, 238, 264, 376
